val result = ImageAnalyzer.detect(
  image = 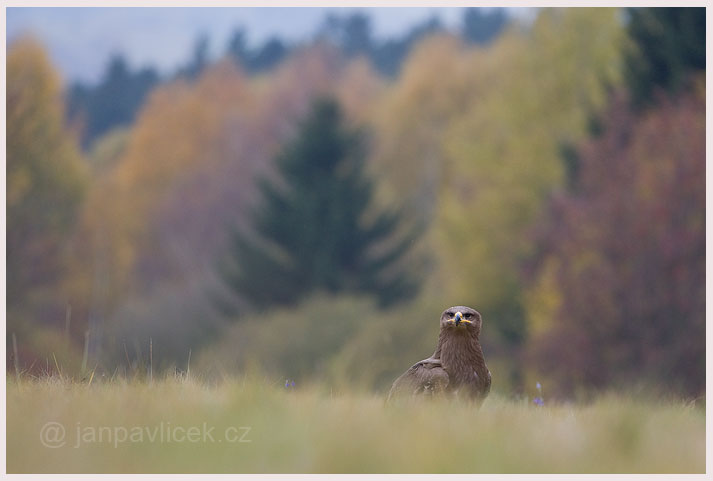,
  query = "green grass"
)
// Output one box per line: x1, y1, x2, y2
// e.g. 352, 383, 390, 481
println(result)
7, 376, 705, 473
